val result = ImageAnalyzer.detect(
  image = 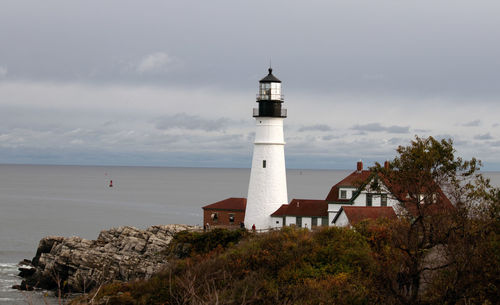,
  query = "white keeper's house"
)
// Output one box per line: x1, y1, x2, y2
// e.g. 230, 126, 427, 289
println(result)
270, 161, 400, 228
